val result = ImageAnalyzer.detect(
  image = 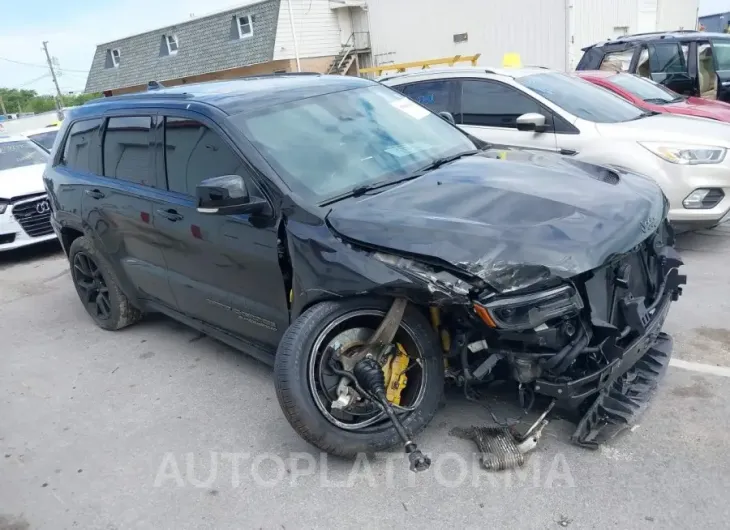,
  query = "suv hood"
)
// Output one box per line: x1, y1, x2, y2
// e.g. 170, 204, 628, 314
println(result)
0, 164, 46, 199
596, 113, 730, 147
327, 151, 666, 293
